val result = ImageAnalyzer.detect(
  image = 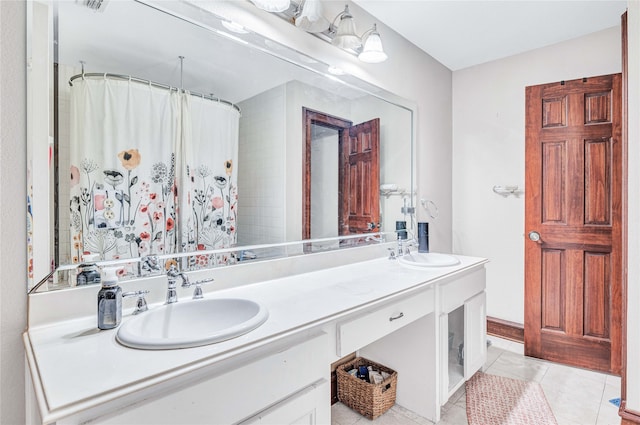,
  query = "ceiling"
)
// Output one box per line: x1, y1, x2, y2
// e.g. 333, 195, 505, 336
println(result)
56, 0, 628, 99
353, 0, 628, 71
